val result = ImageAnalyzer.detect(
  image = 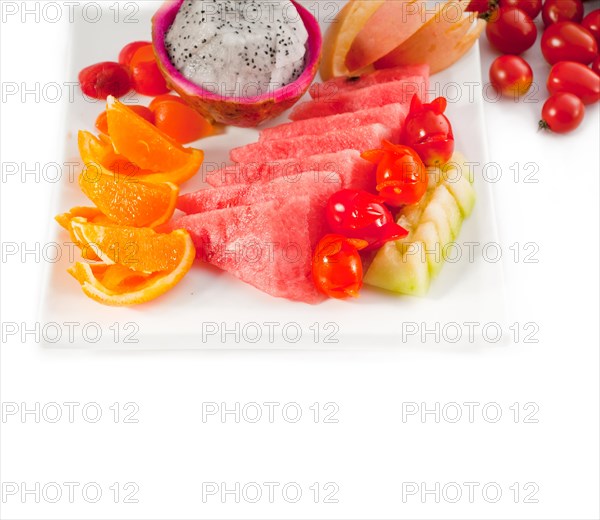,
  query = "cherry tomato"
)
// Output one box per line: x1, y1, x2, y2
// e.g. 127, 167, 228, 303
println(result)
402, 96, 455, 167
465, 0, 490, 12
539, 92, 585, 133
130, 44, 170, 96
148, 94, 188, 111
489, 55, 533, 97
325, 190, 408, 250
547, 61, 600, 104
486, 7, 537, 54
118, 41, 151, 67
95, 105, 155, 135
152, 100, 213, 143
361, 140, 428, 207
541, 21, 598, 64
79, 62, 131, 100
592, 55, 600, 75
312, 234, 367, 299
498, 0, 542, 20
542, 0, 584, 27
581, 9, 600, 45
